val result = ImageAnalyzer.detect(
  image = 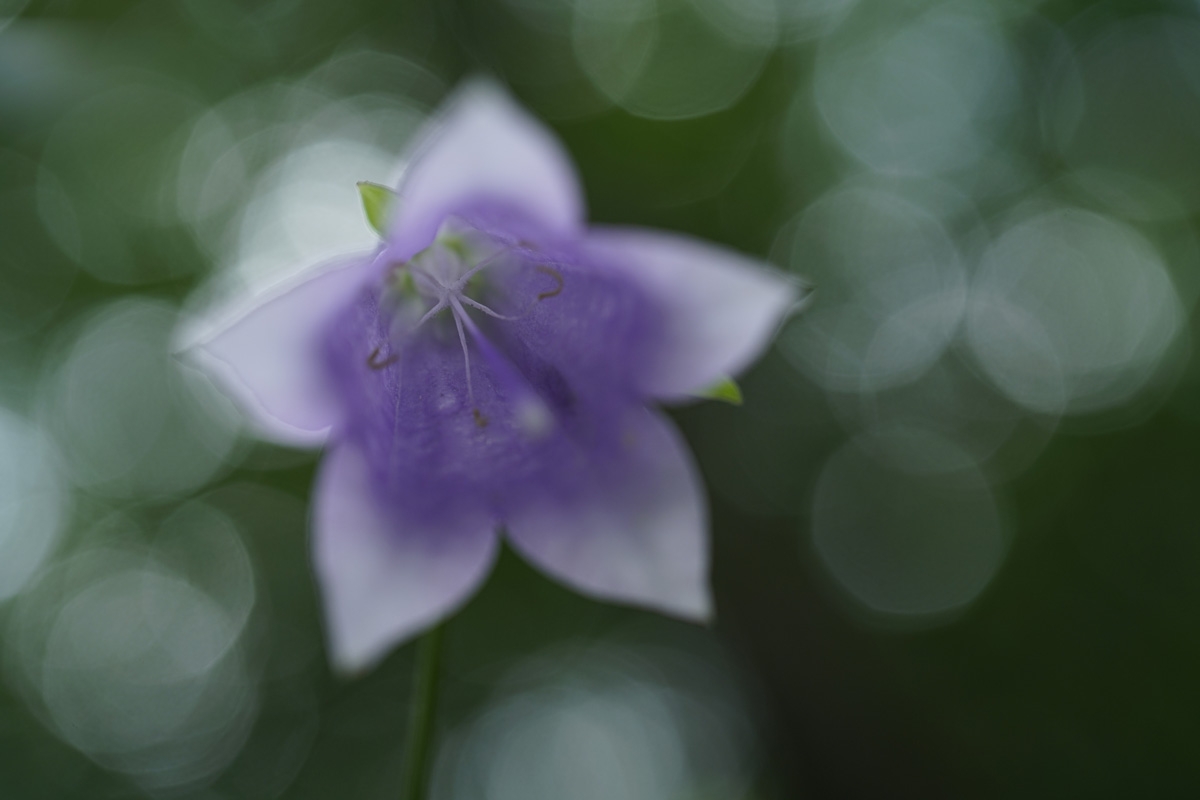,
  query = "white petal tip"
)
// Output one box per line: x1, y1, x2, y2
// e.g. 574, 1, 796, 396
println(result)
326, 615, 434, 677
654, 585, 715, 624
